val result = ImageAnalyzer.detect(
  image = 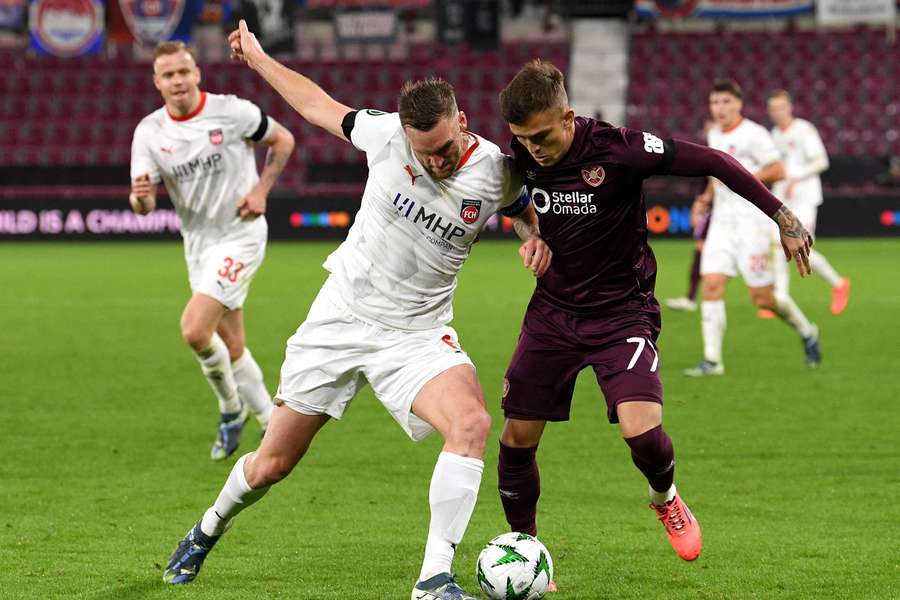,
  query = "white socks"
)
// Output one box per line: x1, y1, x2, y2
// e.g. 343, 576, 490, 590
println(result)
418, 452, 484, 581
196, 333, 241, 414
649, 483, 677, 507
809, 249, 843, 288
200, 453, 271, 537
198, 450, 485, 575
700, 300, 726, 364
772, 250, 791, 297
774, 294, 815, 338
231, 348, 274, 426
774, 249, 842, 293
